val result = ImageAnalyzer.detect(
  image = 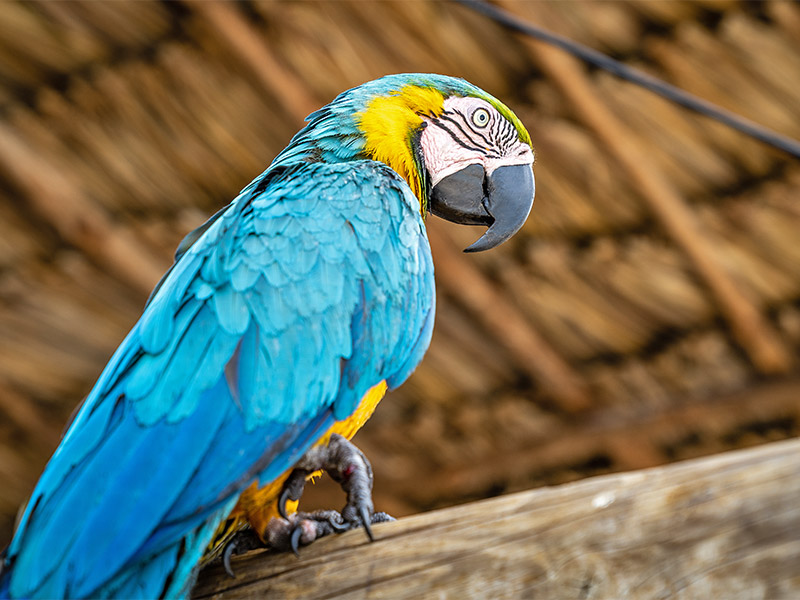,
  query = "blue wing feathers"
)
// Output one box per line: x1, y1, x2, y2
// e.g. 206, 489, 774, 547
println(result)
68, 403, 225, 596
3, 160, 435, 599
